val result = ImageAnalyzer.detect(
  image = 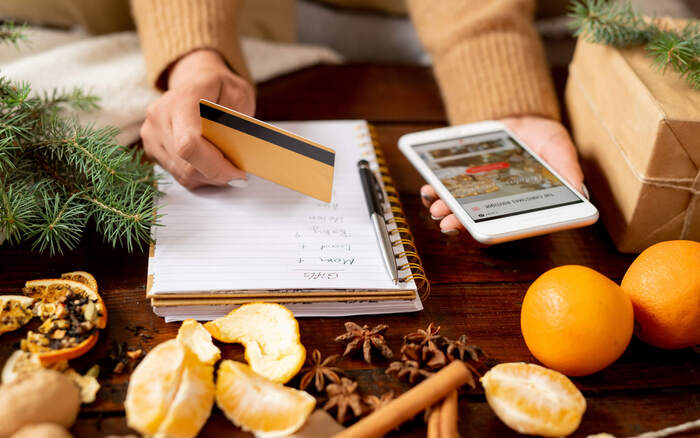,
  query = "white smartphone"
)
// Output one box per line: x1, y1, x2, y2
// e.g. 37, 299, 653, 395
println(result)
398, 121, 598, 244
